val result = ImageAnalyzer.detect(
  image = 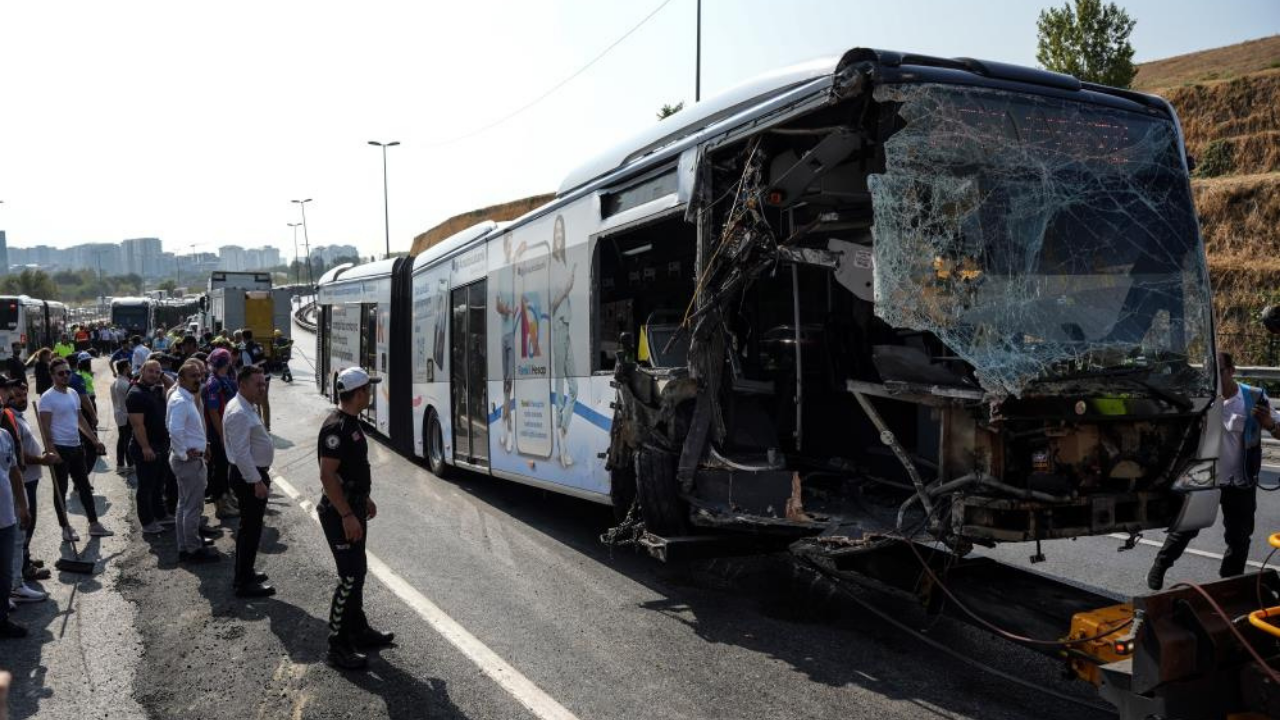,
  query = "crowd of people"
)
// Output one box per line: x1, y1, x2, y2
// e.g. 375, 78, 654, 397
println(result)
1, 322, 389, 670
